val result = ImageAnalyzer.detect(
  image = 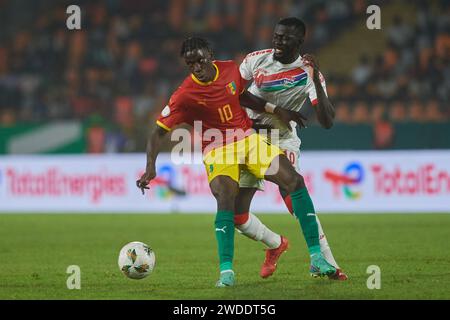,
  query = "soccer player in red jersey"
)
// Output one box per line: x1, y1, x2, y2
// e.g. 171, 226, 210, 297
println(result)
137, 37, 336, 287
